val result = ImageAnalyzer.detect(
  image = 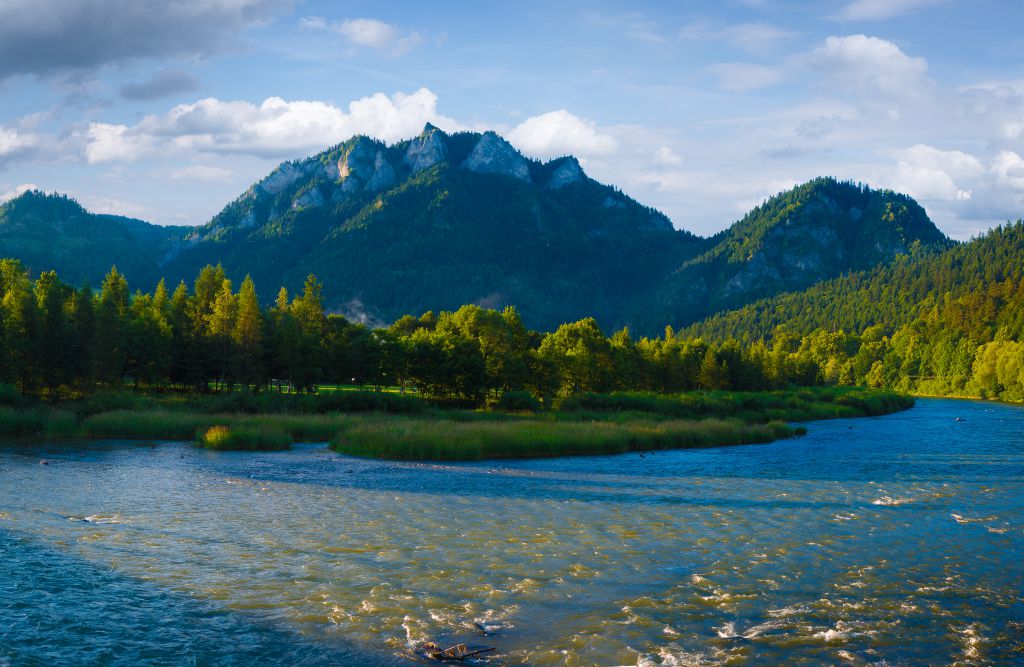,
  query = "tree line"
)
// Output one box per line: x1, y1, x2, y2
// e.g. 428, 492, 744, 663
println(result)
0, 259, 826, 405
